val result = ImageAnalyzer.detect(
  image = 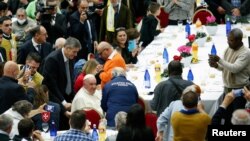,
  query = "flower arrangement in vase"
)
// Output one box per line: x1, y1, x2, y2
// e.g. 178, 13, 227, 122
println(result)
206, 15, 218, 36
195, 31, 207, 47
